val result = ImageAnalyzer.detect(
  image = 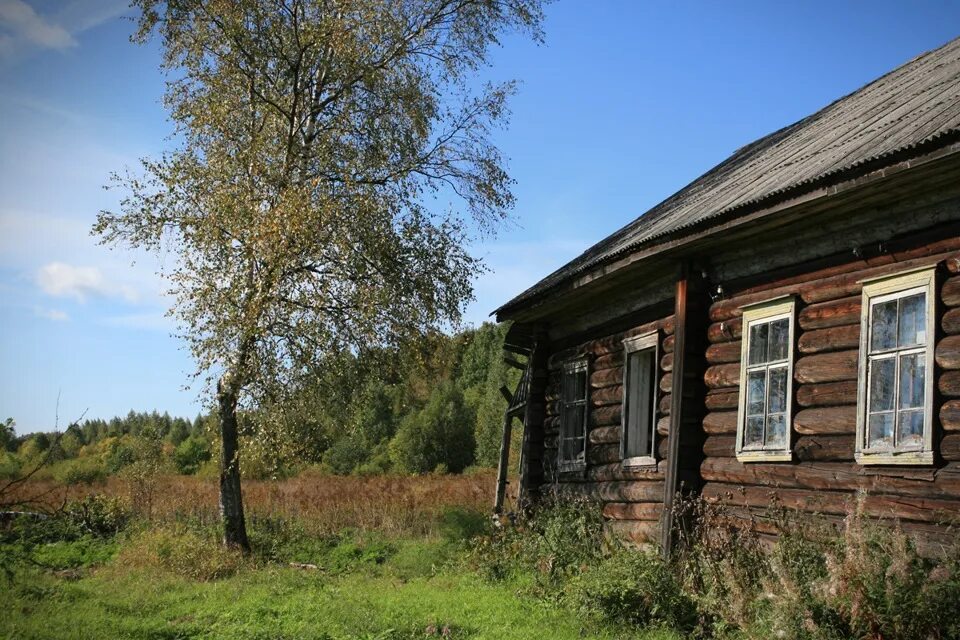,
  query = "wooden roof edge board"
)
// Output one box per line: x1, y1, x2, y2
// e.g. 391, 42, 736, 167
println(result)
494, 37, 960, 320
496, 138, 960, 323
